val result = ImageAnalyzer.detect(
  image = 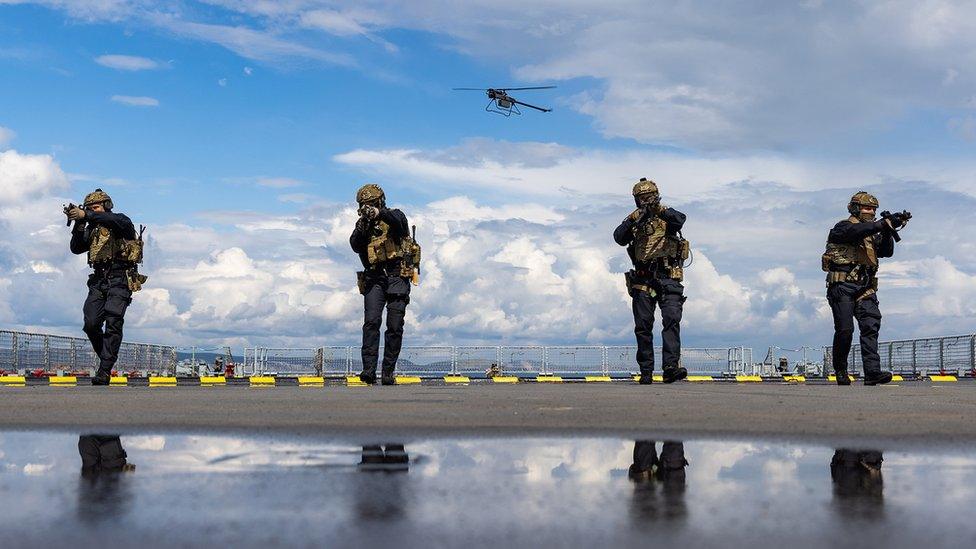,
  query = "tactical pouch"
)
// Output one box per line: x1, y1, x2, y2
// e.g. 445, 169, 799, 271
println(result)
356, 271, 366, 295
126, 269, 148, 292
668, 264, 684, 282
121, 238, 144, 264
678, 238, 690, 262
624, 270, 635, 297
